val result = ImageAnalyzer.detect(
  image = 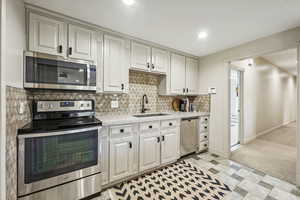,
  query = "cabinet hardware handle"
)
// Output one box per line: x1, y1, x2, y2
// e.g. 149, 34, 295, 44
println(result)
183, 88, 185, 93
162, 135, 165, 141
120, 129, 124, 133
169, 123, 172, 126
121, 84, 124, 90
129, 142, 132, 149
204, 144, 207, 147
205, 118, 208, 121
204, 136, 207, 138
187, 88, 189, 93
151, 64, 155, 69
157, 137, 160, 143
149, 125, 152, 129
204, 126, 207, 129
58, 45, 63, 53
147, 62, 150, 68
69, 47, 72, 55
